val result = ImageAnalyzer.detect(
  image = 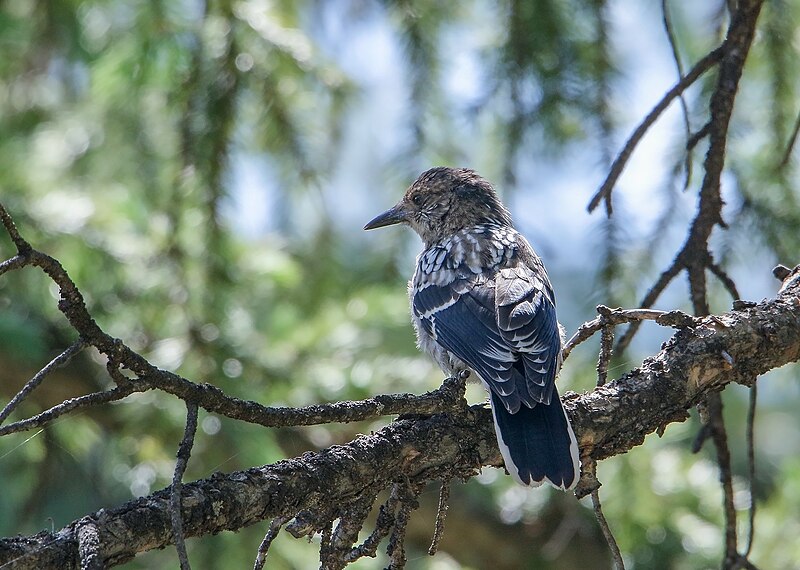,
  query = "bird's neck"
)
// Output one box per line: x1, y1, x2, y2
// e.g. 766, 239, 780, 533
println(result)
417, 224, 520, 276
424, 223, 514, 249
